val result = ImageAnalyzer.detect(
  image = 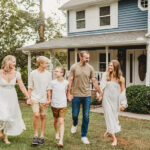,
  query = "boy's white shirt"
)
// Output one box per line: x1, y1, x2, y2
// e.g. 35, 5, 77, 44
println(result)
28, 69, 51, 103
50, 79, 68, 108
